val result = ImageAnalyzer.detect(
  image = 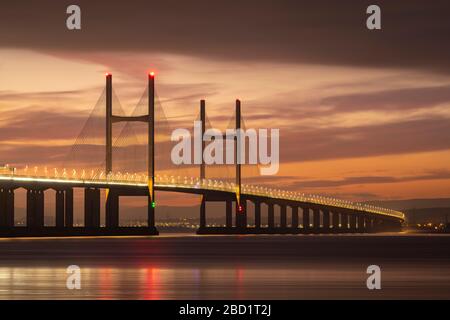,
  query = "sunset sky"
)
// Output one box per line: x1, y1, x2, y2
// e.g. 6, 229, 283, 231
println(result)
1, 0, 450, 205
